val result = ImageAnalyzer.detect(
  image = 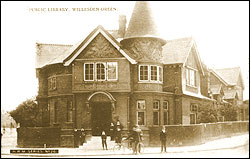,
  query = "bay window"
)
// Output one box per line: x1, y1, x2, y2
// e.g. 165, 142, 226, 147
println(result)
139, 65, 163, 83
